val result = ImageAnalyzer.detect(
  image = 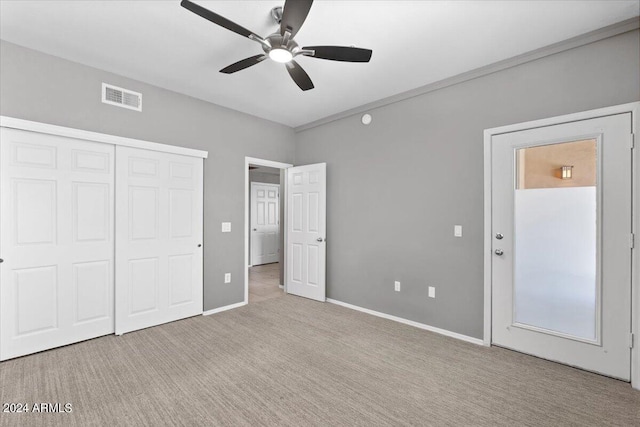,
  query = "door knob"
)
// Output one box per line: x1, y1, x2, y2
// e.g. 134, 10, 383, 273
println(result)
0, 258, 3, 263
197, 244, 202, 248
495, 233, 504, 240
495, 249, 504, 256
253, 228, 257, 231
317, 237, 324, 242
